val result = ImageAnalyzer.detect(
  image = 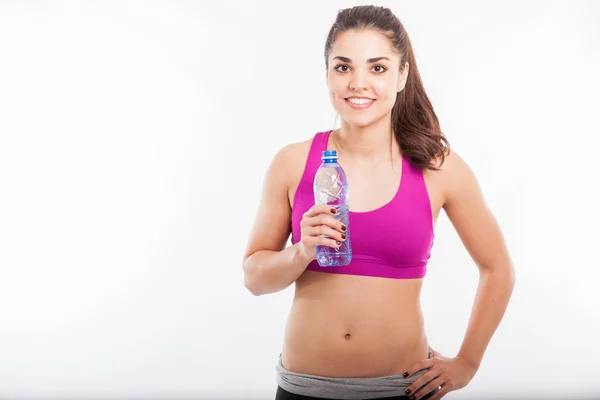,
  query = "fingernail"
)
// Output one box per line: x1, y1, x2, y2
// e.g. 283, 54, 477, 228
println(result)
336, 241, 341, 245
341, 225, 347, 231
405, 389, 411, 395
409, 396, 415, 400
402, 372, 409, 378
341, 234, 346, 240
331, 208, 337, 214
